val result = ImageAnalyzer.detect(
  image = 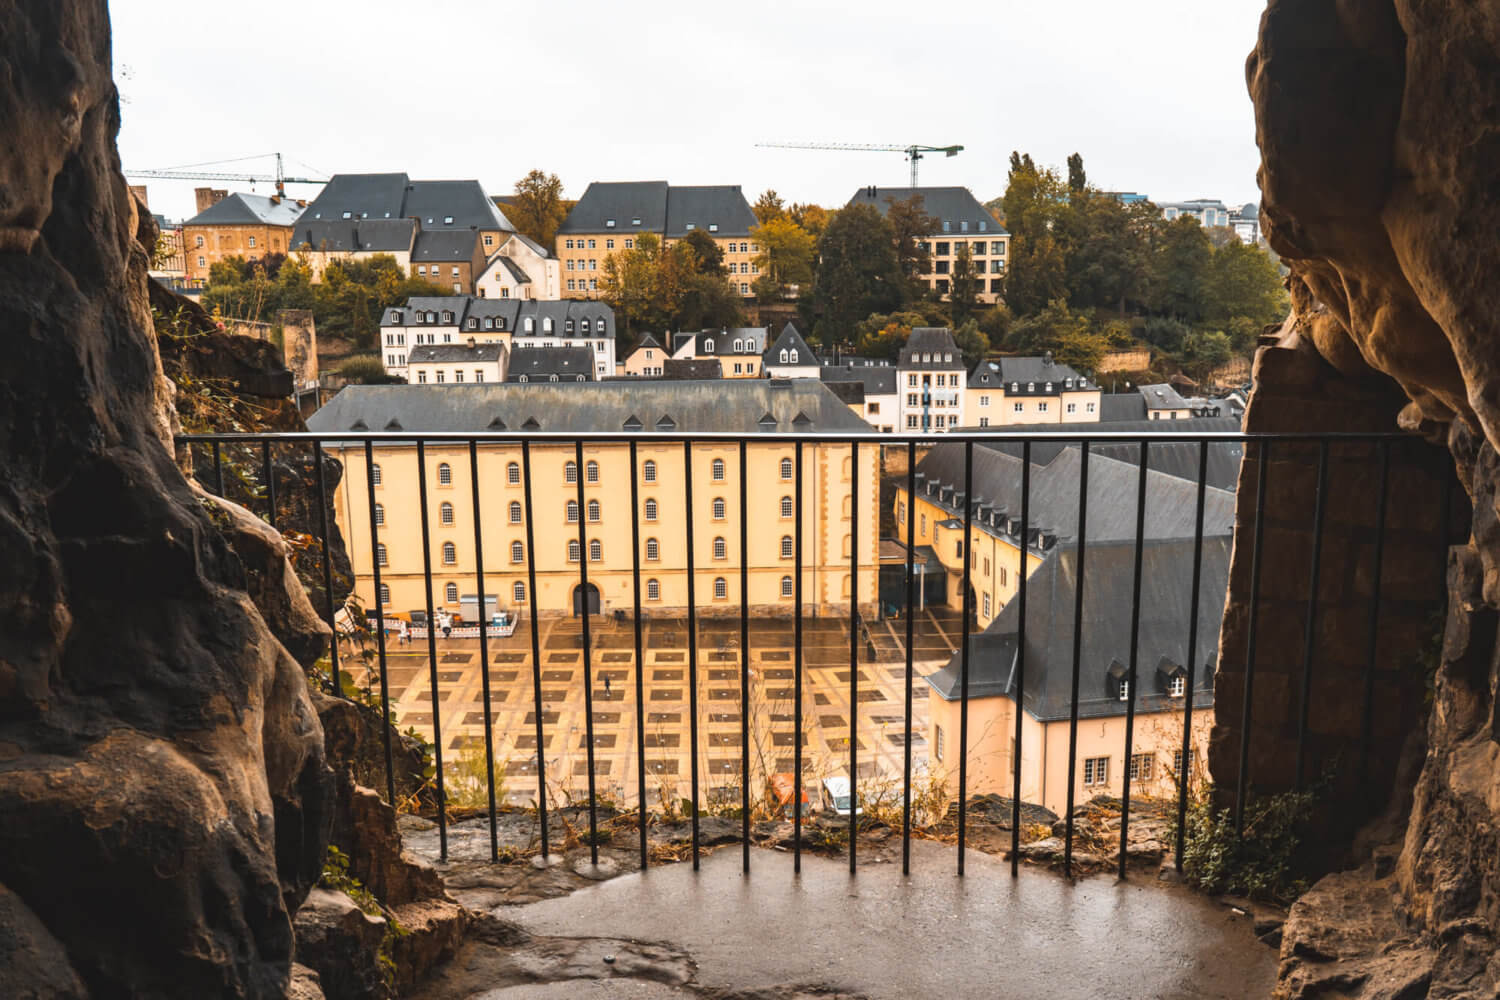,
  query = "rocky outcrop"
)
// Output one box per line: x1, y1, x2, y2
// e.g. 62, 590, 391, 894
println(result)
0, 2, 331, 995
1234, 1, 1500, 995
